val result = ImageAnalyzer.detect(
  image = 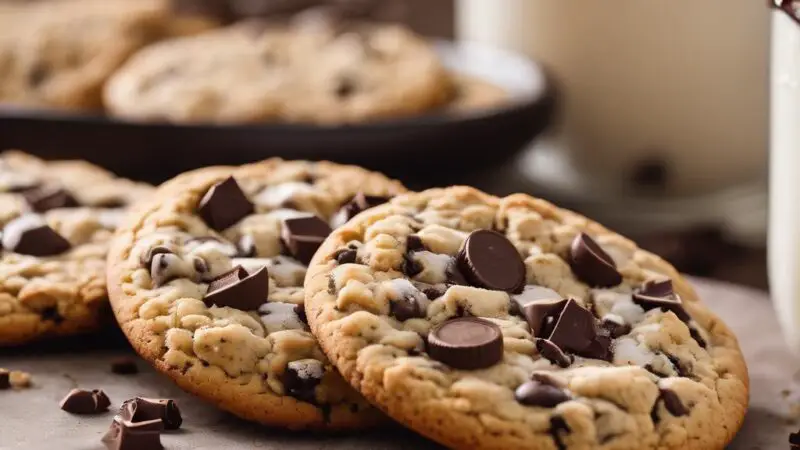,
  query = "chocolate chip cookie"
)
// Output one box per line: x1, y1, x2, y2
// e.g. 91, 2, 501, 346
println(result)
106, 159, 405, 429
304, 186, 749, 449
0, 151, 152, 345
103, 18, 451, 124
